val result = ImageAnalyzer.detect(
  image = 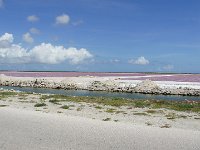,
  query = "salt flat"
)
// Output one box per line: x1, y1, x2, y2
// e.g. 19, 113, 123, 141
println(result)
0, 107, 200, 150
